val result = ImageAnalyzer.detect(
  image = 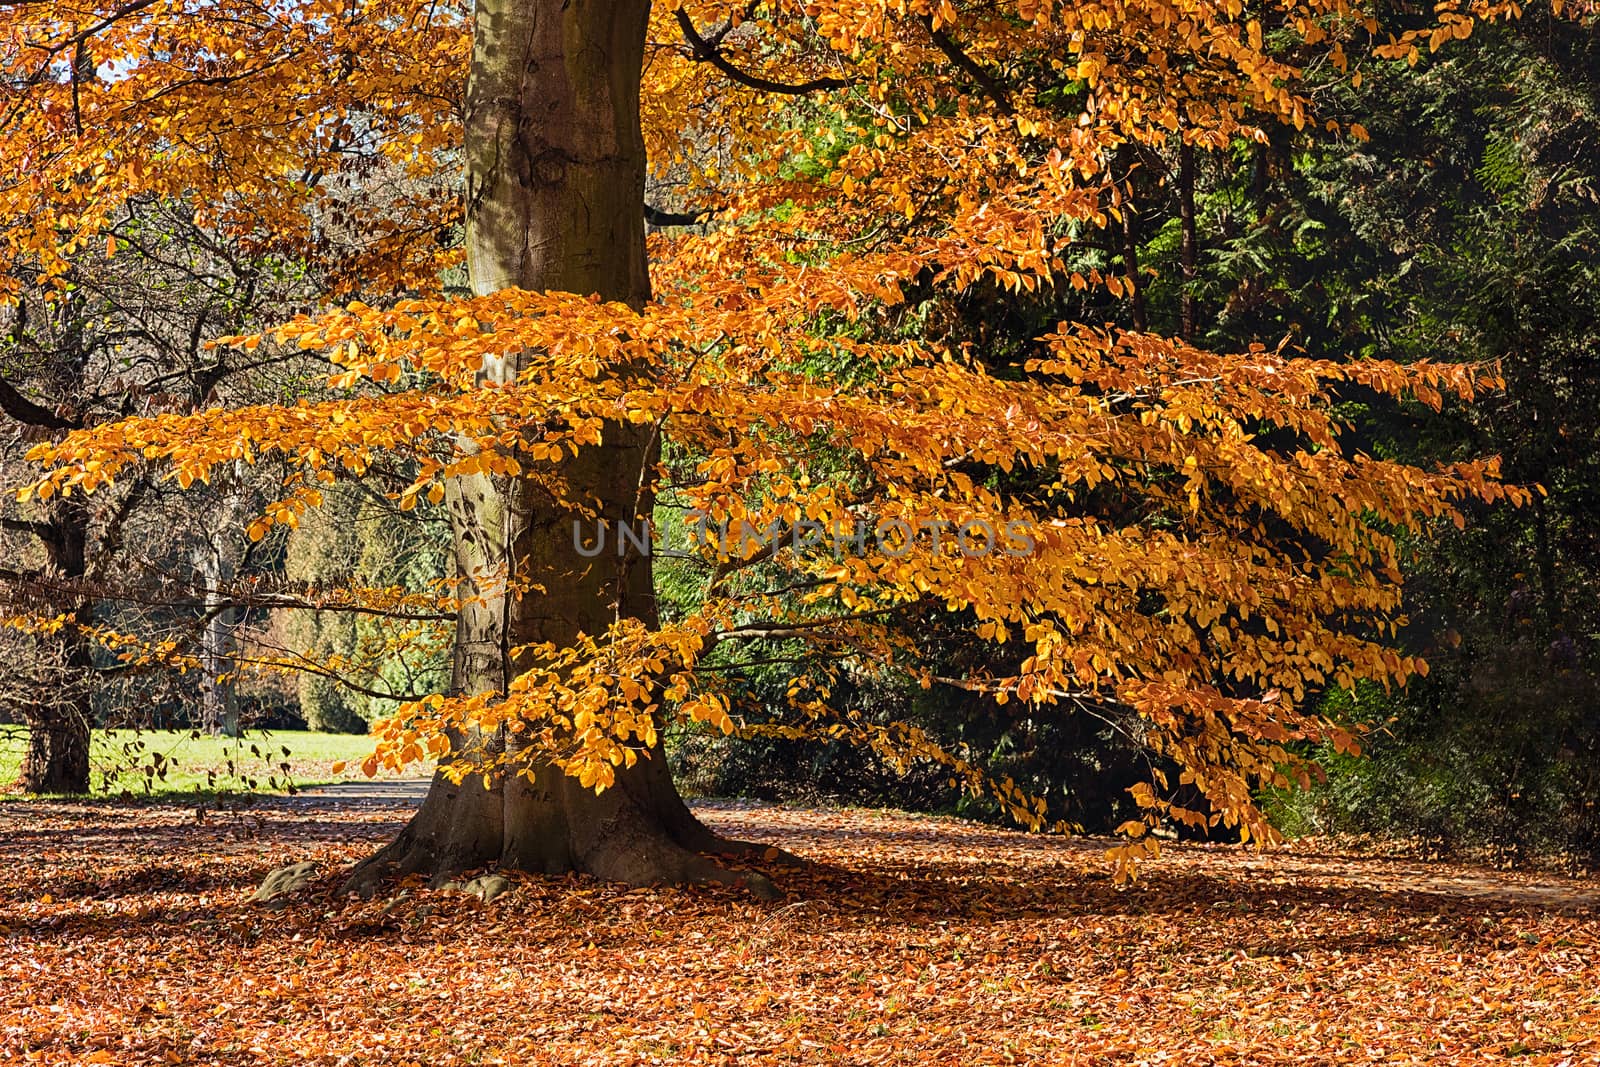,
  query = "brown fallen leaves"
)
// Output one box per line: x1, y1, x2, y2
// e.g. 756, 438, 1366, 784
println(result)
2, 800, 1598, 1065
